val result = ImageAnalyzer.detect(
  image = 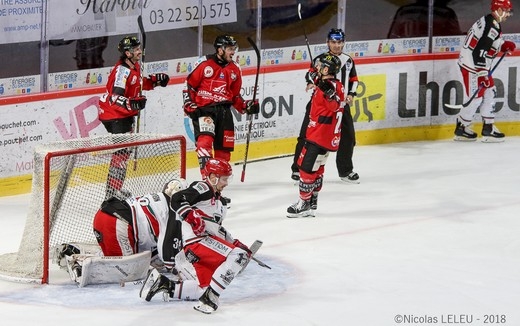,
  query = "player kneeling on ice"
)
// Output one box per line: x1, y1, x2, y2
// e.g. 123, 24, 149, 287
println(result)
140, 158, 253, 314
55, 178, 188, 287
